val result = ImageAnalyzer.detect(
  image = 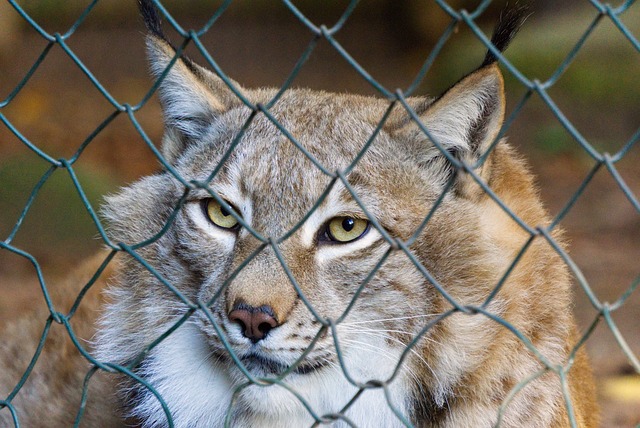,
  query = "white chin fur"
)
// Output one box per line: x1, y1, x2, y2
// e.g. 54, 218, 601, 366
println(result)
132, 322, 411, 427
